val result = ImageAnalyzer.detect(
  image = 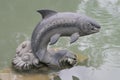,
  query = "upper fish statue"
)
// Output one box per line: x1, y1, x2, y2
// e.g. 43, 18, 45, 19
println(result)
31, 9, 101, 68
